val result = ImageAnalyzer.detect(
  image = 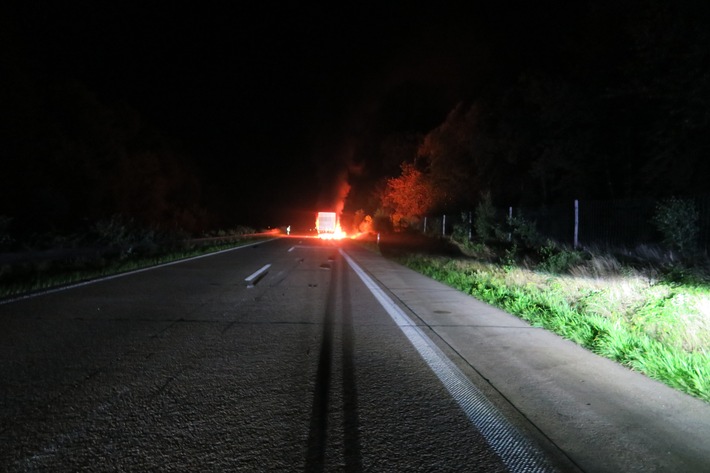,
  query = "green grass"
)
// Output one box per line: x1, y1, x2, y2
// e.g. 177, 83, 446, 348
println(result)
400, 253, 710, 403
0, 236, 269, 300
